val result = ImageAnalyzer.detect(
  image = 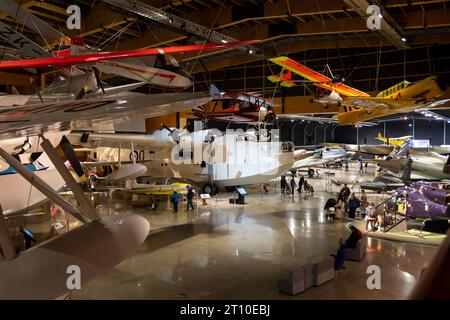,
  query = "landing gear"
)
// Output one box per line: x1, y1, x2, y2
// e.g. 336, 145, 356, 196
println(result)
202, 183, 218, 196
308, 168, 315, 178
